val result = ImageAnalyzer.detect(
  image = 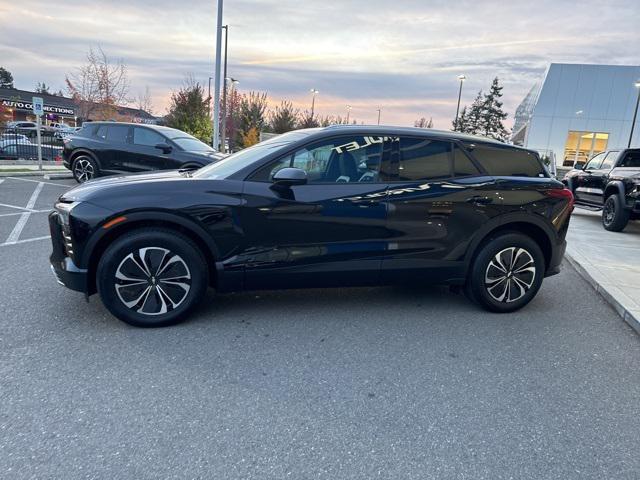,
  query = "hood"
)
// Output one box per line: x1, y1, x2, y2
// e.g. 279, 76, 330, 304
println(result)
61, 170, 188, 202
